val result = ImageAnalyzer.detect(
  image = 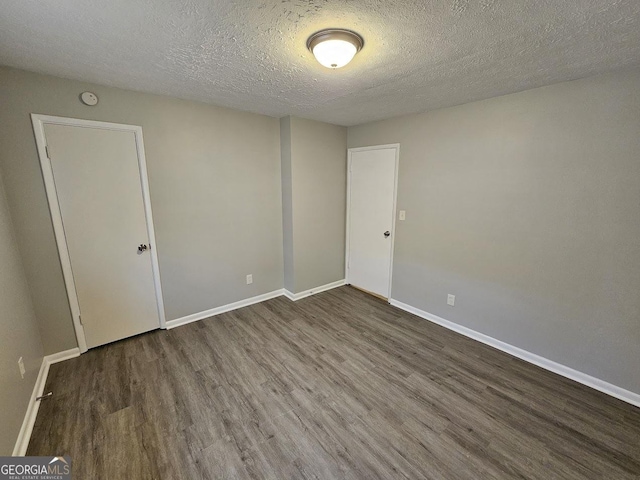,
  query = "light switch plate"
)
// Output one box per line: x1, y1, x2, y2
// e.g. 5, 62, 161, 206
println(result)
447, 294, 455, 306
399, 210, 406, 221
